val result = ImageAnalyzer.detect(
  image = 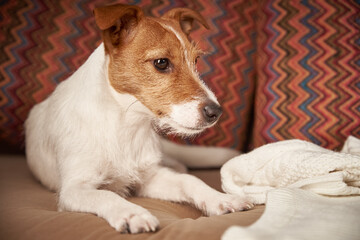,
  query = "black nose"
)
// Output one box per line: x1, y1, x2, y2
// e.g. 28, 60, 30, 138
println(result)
202, 102, 223, 123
